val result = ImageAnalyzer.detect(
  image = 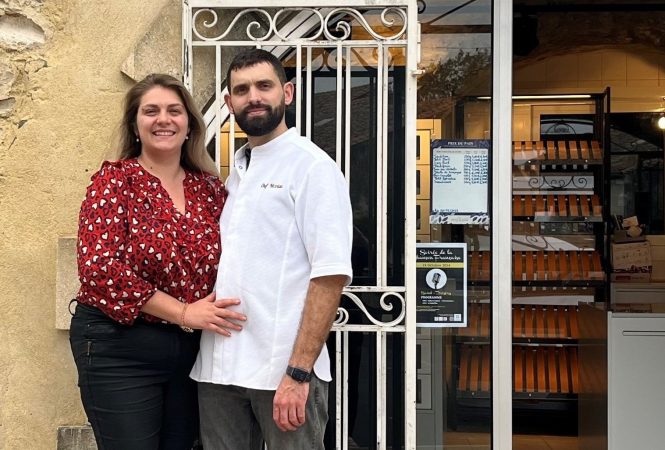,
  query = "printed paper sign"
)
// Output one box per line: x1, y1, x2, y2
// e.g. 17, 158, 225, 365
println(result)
416, 243, 467, 328
430, 140, 489, 225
